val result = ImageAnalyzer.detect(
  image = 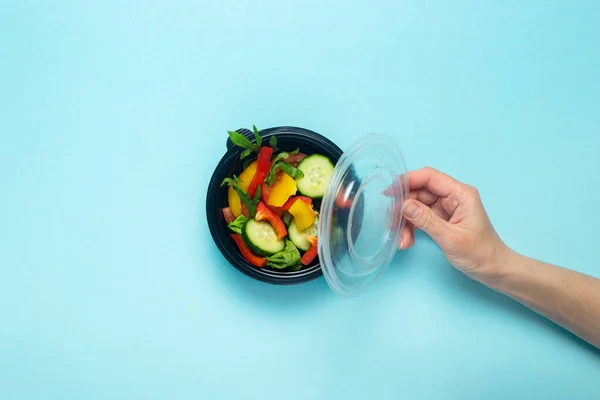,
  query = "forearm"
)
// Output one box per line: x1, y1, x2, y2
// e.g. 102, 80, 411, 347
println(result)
479, 251, 600, 349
